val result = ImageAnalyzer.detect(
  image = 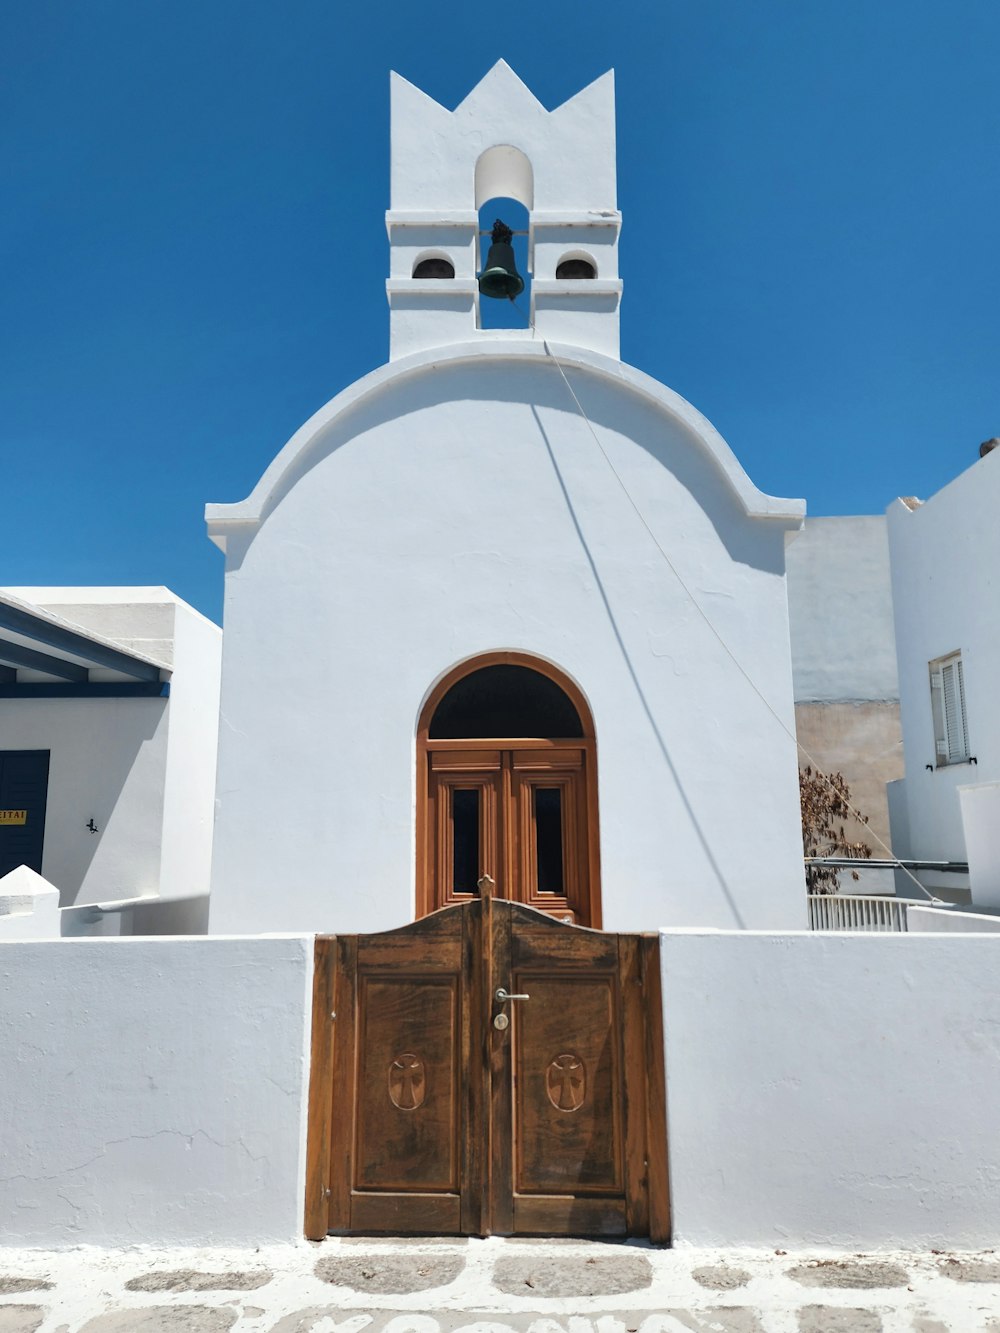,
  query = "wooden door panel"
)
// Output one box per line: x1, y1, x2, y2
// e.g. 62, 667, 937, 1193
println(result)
506, 910, 630, 1234
513, 973, 622, 1194
421, 745, 596, 927
430, 750, 502, 771
511, 748, 585, 770
351, 1191, 461, 1233
358, 909, 463, 968
514, 775, 577, 907
429, 767, 501, 906
512, 755, 587, 922
512, 919, 619, 971
513, 1195, 626, 1236
325, 908, 472, 1234
355, 976, 460, 1192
